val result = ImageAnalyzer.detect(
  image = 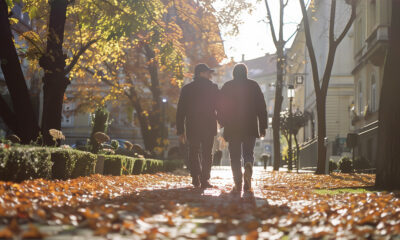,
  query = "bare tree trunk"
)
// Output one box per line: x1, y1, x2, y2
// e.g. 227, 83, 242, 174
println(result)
144, 45, 162, 151
294, 133, 300, 172
0, 0, 40, 143
315, 95, 327, 174
273, 50, 284, 170
40, 0, 70, 145
376, 0, 400, 189
299, 0, 355, 174
265, 0, 286, 171
125, 86, 157, 152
